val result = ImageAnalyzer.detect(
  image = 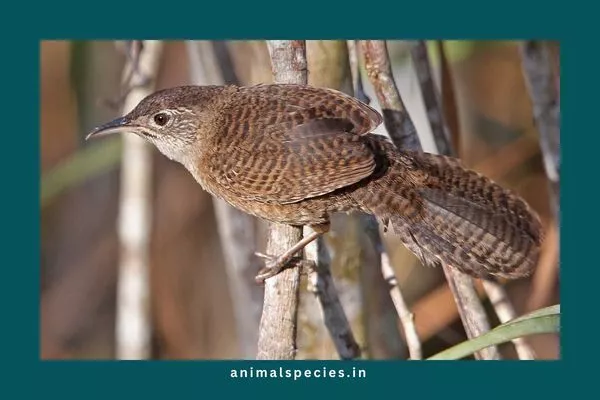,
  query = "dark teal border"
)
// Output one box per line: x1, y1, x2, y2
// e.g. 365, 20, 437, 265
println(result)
3, 0, 584, 398
36, 2, 562, 39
